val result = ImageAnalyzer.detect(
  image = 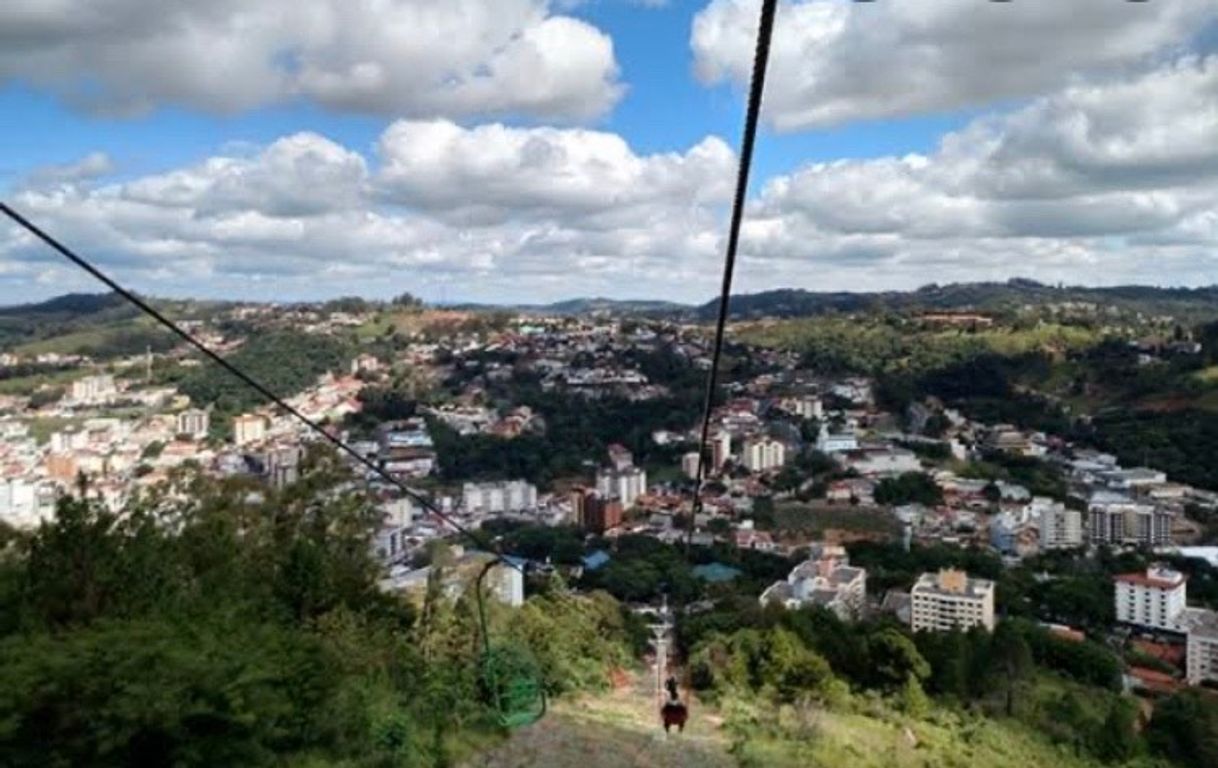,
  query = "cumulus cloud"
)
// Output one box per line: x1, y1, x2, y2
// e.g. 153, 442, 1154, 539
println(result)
0, 0, 623, 120
2, 122, 735, 303
375, 119, 735, 224
738, 56, 1218, 289
8, 56, 1218, 303
692, 0, 1218, 130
